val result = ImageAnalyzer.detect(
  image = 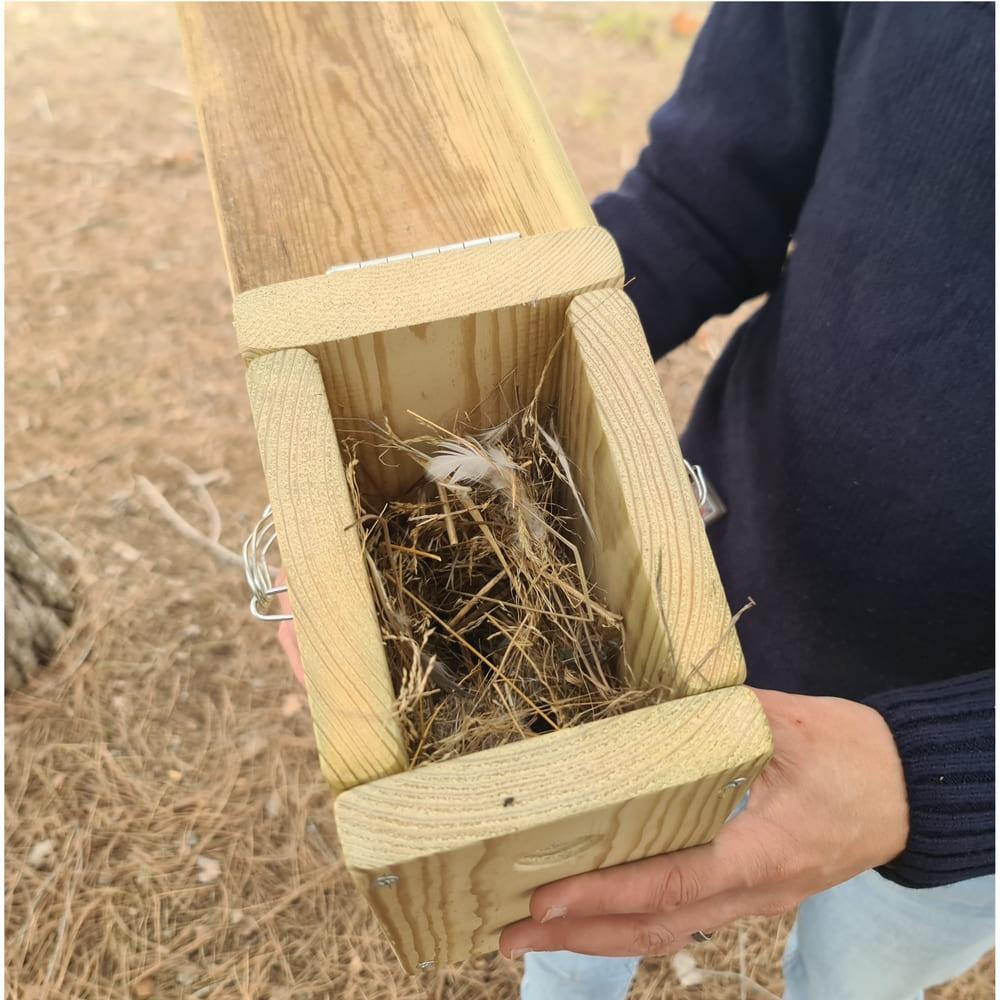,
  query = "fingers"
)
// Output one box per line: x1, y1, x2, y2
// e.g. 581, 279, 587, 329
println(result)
528, 817, 761, 922
502, 912, 692, 959
501, 886, 789, 959
278, 618, 304, 685
273, 570, 305, 686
